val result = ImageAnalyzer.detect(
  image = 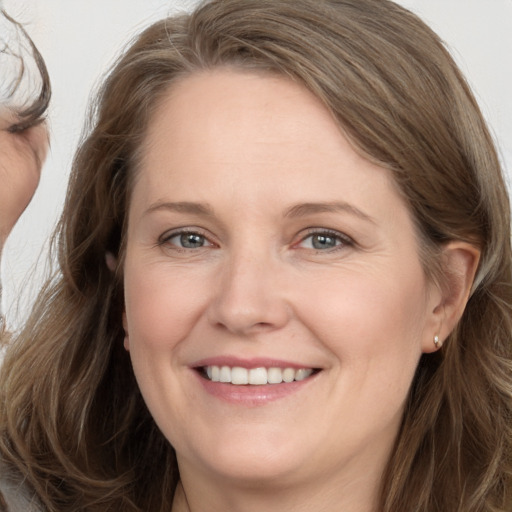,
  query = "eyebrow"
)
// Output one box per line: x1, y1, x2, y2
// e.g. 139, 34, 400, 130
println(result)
284, 202, 376, 224
144, 200, 375, 224
144, 201, 215, 217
